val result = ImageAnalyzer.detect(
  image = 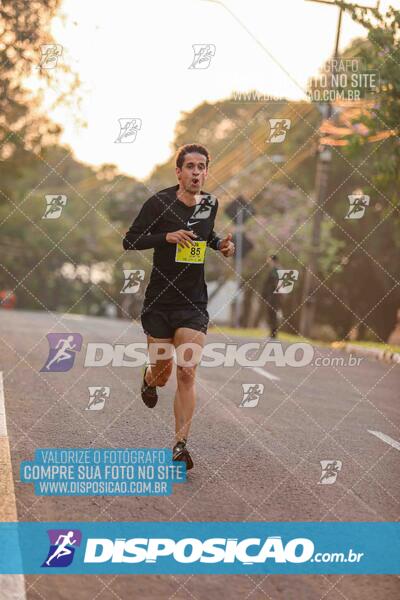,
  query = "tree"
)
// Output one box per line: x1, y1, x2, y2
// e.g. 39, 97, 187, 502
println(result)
331, 4, 400, 340
0, 1, 81, 191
